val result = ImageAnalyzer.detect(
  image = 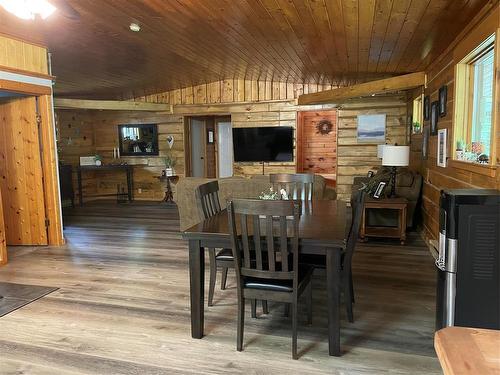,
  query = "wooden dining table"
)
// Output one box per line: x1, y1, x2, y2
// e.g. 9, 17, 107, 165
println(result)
182, 199, 348, 356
